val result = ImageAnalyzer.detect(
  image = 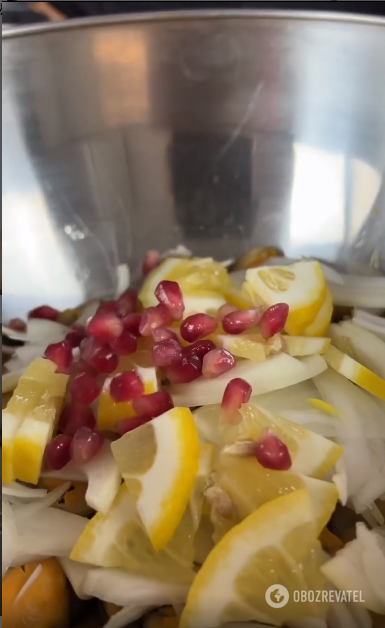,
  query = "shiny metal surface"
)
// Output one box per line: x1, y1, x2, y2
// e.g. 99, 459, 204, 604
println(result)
3, 11, 385, 319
